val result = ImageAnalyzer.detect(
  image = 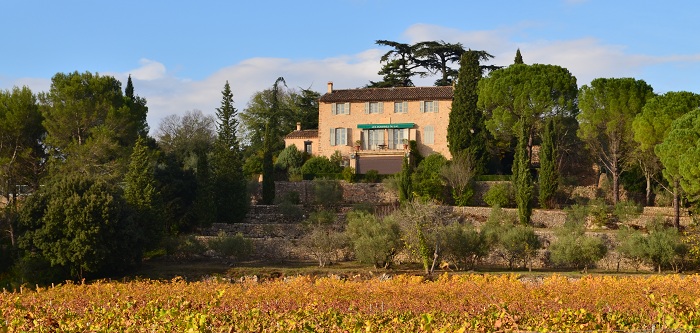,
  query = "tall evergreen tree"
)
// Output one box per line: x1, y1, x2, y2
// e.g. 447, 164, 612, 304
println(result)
212, 81, 248, 223
398, 156, 414, 202
538, 117, 558, 209
514, 49, 524, 64
513, 121, 533, 224
261, 77, 286, 205
194, 153, 216, 227
447, 50, 488, 174
124, 136, 161, 249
